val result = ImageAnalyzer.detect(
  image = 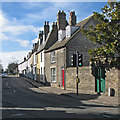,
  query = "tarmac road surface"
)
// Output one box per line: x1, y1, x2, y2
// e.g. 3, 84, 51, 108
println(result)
1, 76, 119, 119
